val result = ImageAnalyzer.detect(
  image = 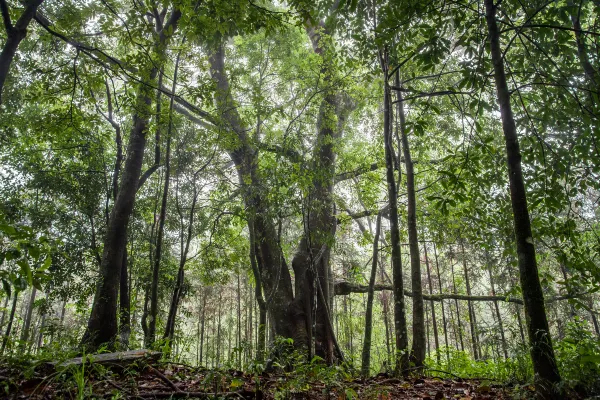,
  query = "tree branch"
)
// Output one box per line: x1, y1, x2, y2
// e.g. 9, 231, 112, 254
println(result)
0, 0, 12, 32
333, 281, 588, 304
